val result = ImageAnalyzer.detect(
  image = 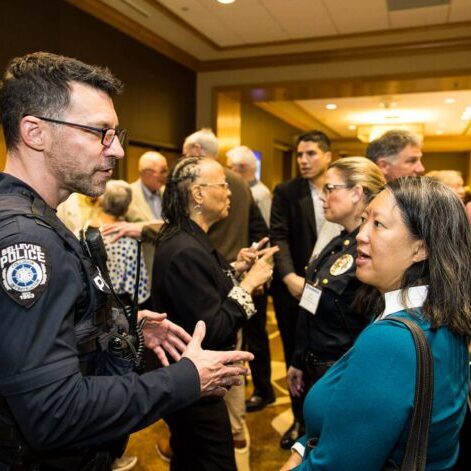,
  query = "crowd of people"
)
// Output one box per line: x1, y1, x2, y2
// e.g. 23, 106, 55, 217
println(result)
0, 51, 470, 471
